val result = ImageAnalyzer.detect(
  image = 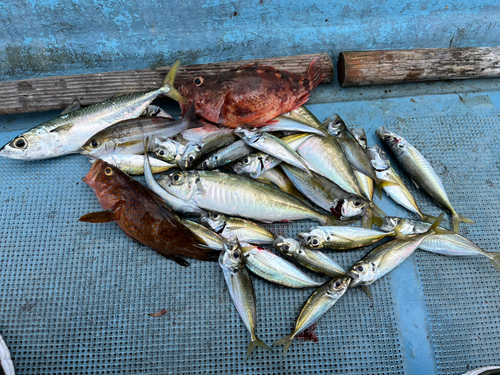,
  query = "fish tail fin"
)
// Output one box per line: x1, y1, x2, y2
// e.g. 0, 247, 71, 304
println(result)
307, 56, 323, 91
486, 252, 500, 274
324, 215, 342, 226
273, 334, 294, 356
161, 60, 189, 104
182, 103, 204, 129
246, 336, 272, 360
361, 210, 373, 229
458, 214, 475, 224
421, 213, 446, 223
426, 212, 449, 235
